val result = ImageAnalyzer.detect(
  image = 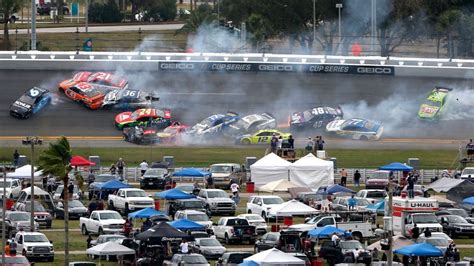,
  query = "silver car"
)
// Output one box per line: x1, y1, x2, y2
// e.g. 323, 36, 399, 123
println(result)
191, 237, 226, 259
